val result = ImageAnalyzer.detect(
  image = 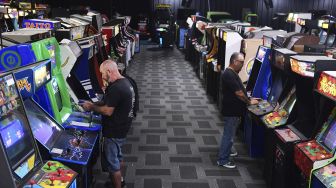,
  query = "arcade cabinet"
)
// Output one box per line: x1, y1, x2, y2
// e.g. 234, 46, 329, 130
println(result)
286, 13, 312, 32
153, 4, 174, 48
305, 21, 336, 53
240, 39, 263, 84
0, 72, 77, 188
272, 55, 334, 188
31, 38, 101, 131
206, 12, 232, 23
59, 39, 83, 106
310, 71, 336, 188
12, 60, 98, 188
175, 8, 196, 48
